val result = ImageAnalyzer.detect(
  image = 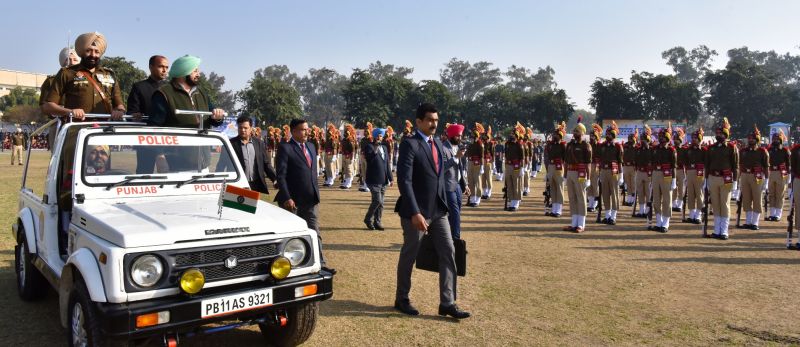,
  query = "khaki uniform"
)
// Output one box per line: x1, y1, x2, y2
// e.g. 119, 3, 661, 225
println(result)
522, 140, 532, 194
674, 144, 688, 210
633, 144, 654, 216
622, 142, 637, 204
505, 140, 524, 209
45, 64, 125, 212
565, 139, 592, 229
466, 139, 484, 205
323, 136, 339, 185
767, 145, 790, 219
587, 141, 601, 210
650, 143, 677, 229
545, 140, 567, 215
481, 140, 495, 198
340, 138, 356, 187
739, 145, 769, 227
705, 141, 739, 237
11, 133, 25, 164
359, 137, 371, 188
685, 144, 707, 221
599, 141, 623, 220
